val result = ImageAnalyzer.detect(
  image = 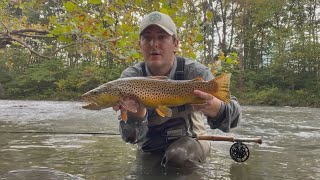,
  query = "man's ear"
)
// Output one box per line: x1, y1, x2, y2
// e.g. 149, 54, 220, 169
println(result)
173, 38, 179, 53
